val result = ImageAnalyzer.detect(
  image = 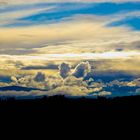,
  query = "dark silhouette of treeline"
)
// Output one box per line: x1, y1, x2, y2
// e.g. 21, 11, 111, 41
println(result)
0, 95, 140, 115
